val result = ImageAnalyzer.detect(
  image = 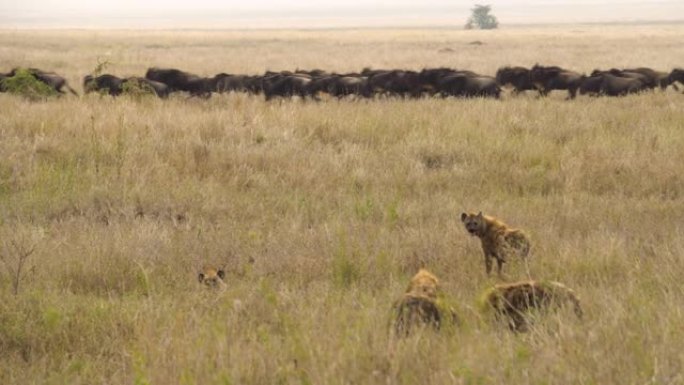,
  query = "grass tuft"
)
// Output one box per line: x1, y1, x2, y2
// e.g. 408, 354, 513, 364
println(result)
1, 68, 57, 100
